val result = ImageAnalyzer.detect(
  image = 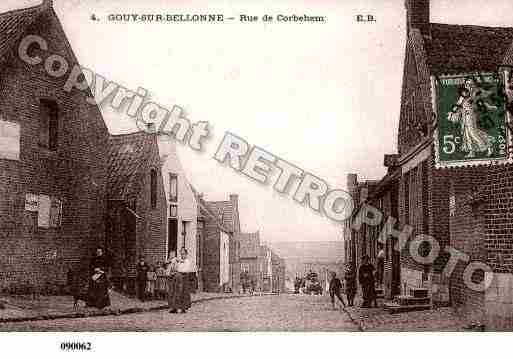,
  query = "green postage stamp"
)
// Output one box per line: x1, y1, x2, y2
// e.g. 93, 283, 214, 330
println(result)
433, 72, 512, 168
